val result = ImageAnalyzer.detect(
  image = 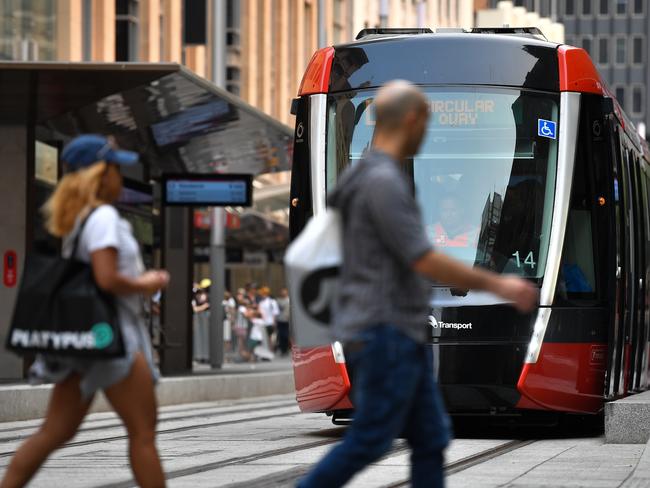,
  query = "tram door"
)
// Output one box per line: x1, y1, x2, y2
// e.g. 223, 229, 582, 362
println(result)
639, 162, 650, 391
605, 124, 630, 399
629, 153, 650, 391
